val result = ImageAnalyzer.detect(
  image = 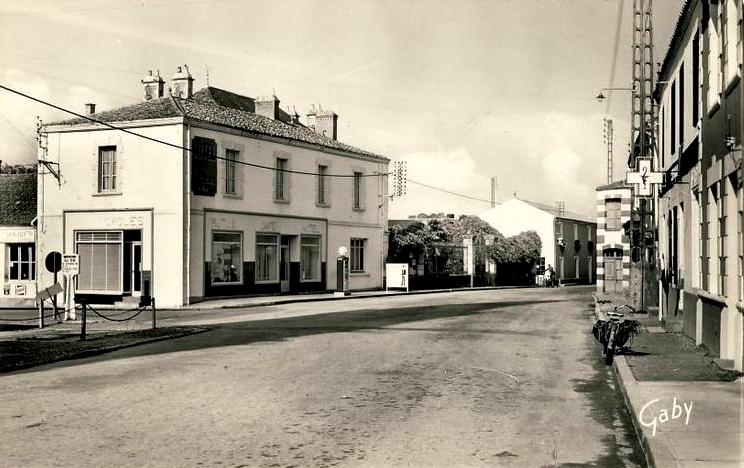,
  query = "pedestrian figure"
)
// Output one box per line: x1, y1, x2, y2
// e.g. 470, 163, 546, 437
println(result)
546, 265, 555, 287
